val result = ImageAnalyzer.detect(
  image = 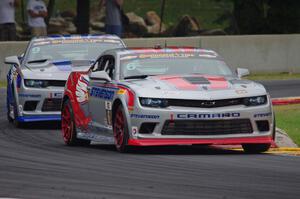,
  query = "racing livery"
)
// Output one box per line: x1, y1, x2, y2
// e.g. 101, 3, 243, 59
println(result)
62, 48, 275, 153
5, 35, 126, 127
